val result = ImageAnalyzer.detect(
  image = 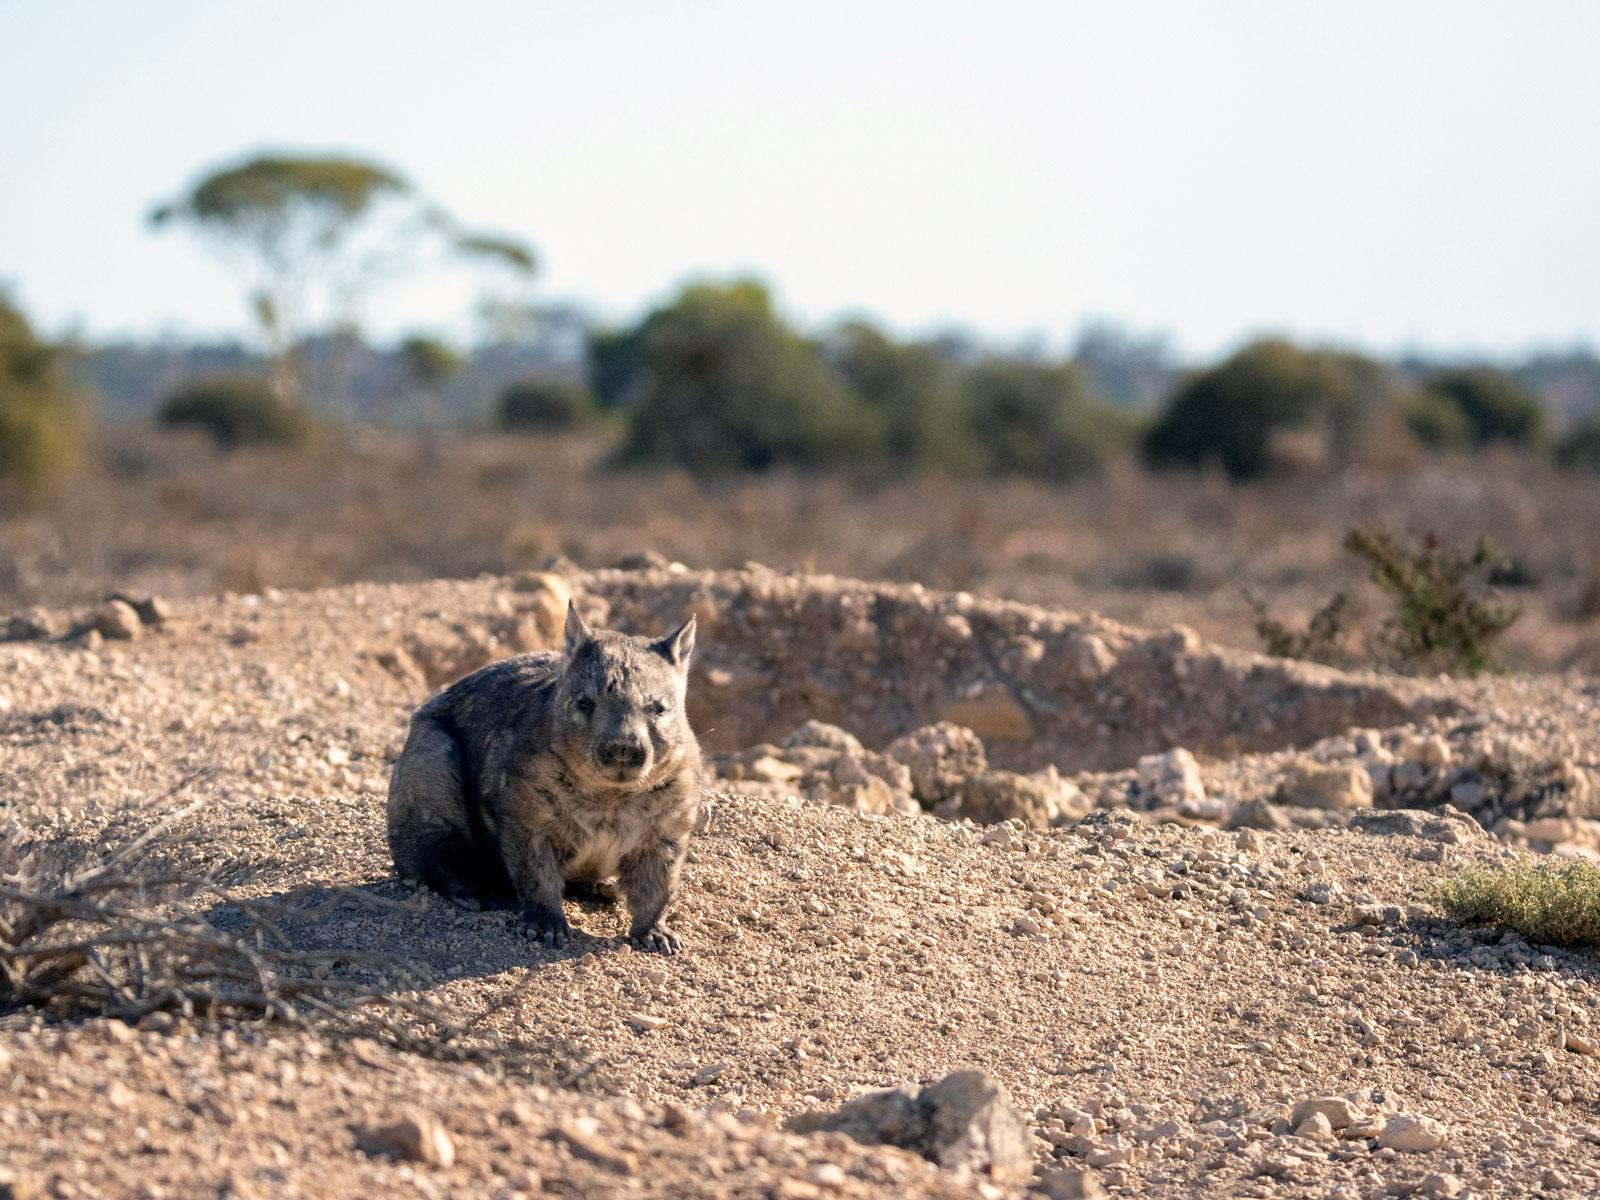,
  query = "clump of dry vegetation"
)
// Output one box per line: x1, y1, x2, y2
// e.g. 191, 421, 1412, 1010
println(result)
1435, 858, 1600, 947
0, 777, 430, 1032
